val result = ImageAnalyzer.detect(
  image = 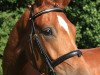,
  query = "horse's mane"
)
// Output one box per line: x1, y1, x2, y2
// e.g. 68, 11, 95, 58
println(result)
3, 8, 31, 73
